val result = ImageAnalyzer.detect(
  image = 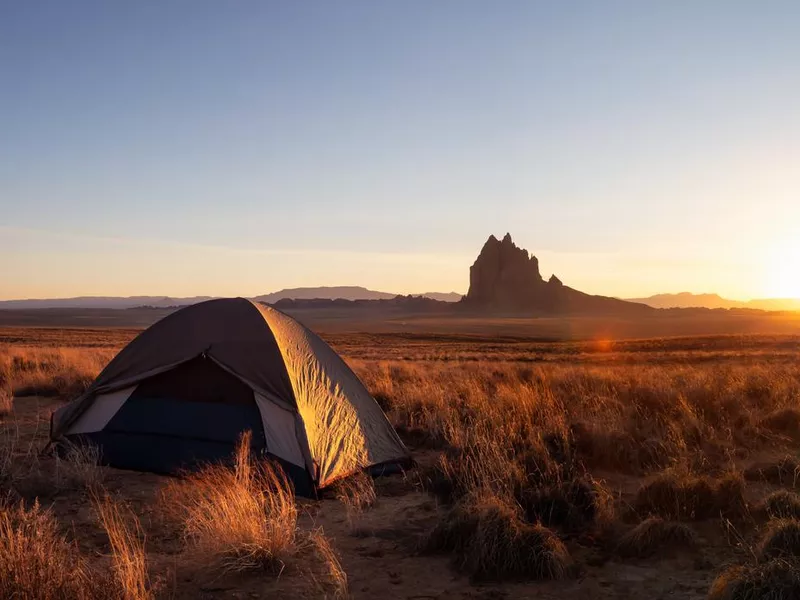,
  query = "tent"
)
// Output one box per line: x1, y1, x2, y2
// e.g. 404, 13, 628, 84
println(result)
50, 297, 410, 496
